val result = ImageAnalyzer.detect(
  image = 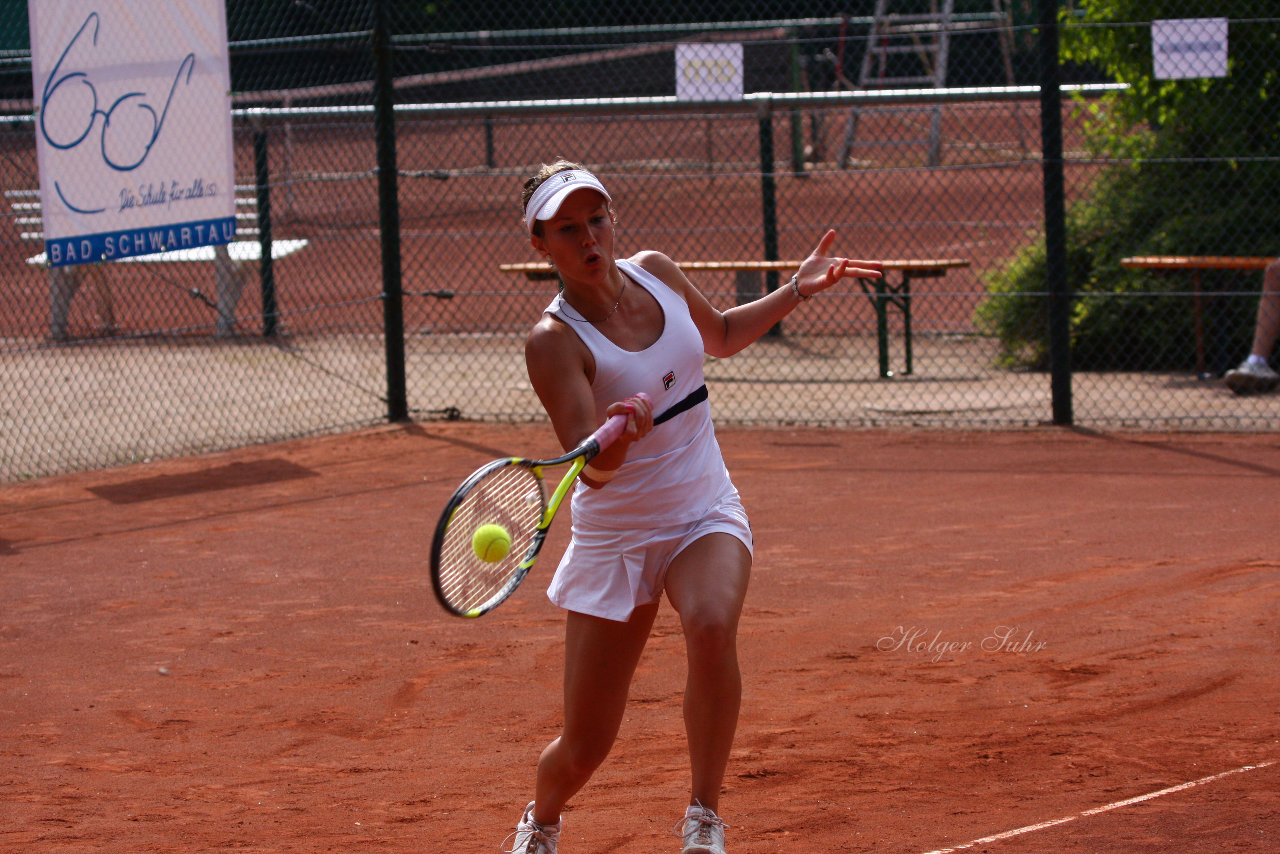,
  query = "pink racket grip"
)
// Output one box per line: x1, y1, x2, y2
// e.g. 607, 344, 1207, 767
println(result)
581, 392, 651, 461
